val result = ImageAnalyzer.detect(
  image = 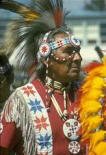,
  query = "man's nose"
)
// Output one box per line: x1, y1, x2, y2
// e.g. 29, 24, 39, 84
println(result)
73, 52, 82, 61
